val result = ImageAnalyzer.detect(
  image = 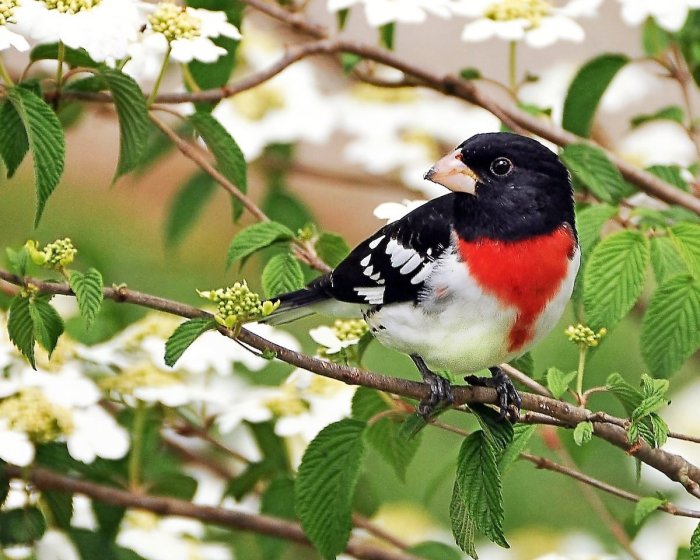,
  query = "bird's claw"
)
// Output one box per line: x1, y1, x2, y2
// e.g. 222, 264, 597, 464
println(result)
417, 373, 454, 419
464, 367, 521, 423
